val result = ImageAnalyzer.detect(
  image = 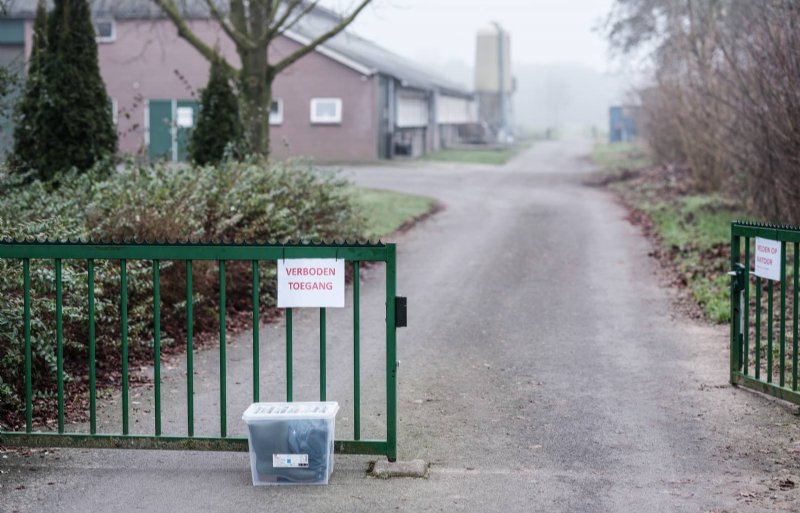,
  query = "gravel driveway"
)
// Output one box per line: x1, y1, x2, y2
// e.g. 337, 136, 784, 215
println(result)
2, 139, 799, 512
